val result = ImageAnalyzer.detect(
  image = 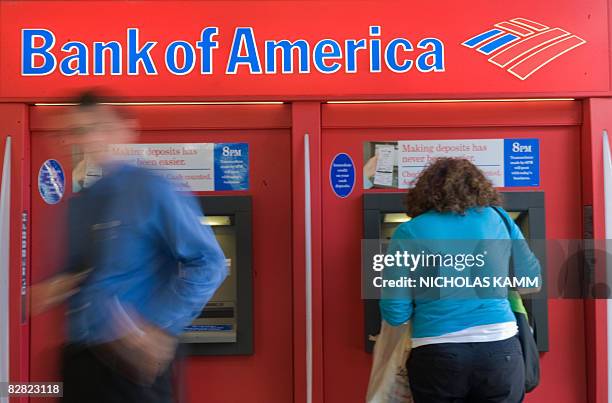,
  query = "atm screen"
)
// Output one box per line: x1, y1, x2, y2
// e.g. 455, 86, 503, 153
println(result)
179, 196, 253, 356
181, 216, 237, 344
